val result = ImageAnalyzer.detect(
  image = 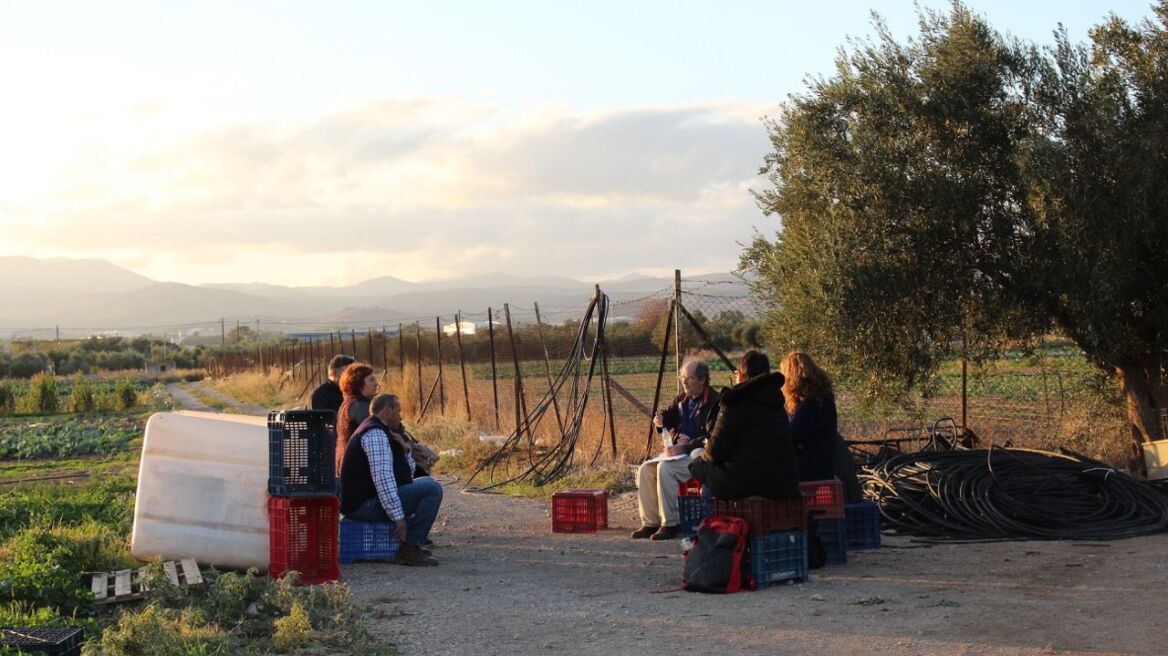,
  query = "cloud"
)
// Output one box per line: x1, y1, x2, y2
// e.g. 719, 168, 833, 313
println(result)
1, 97, 775, 284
